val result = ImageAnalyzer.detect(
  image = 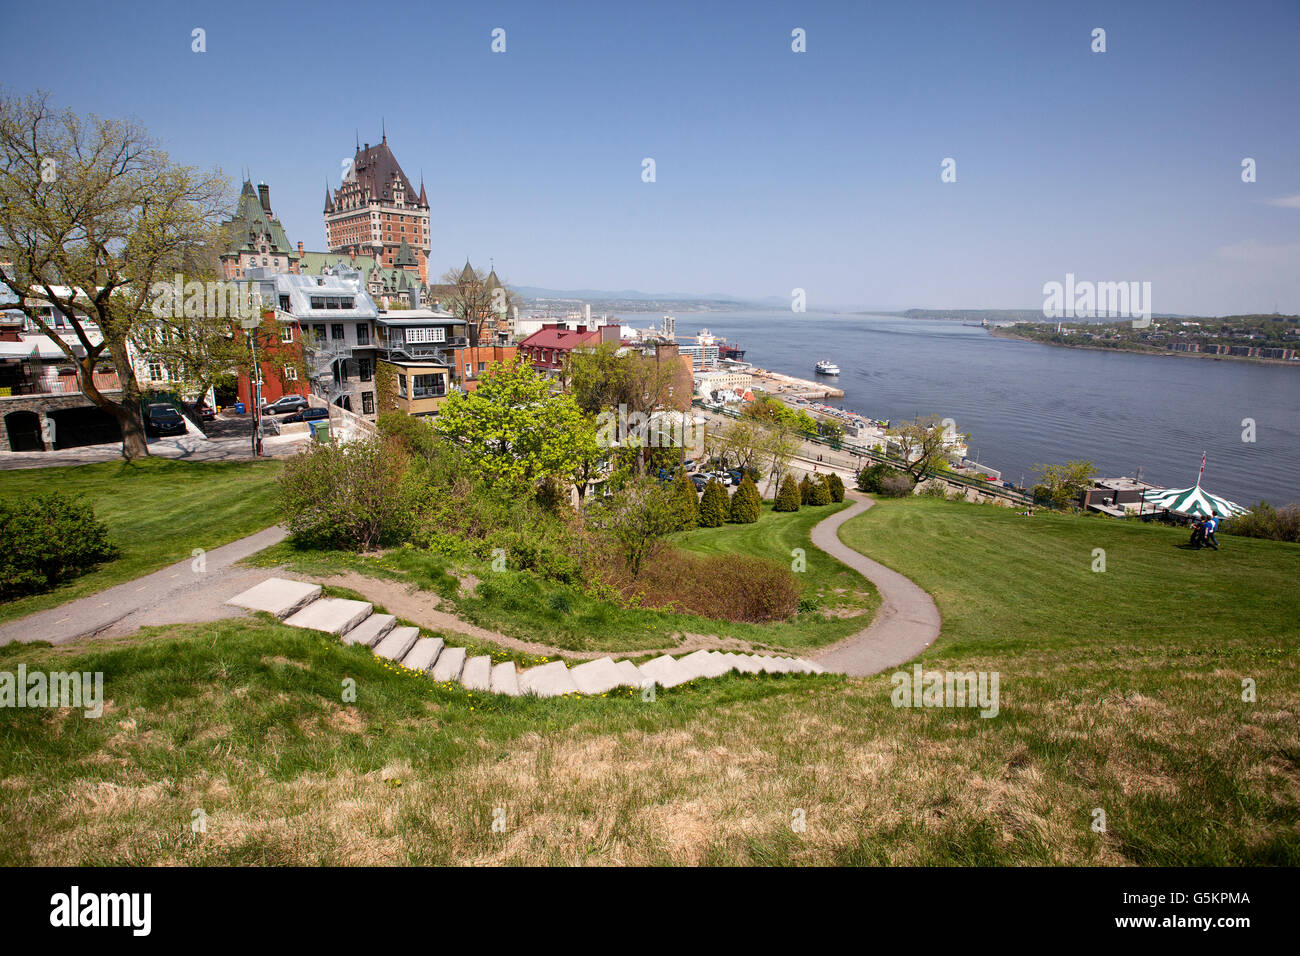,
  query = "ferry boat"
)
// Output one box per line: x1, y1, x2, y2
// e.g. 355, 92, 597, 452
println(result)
814, 360, 841, 375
